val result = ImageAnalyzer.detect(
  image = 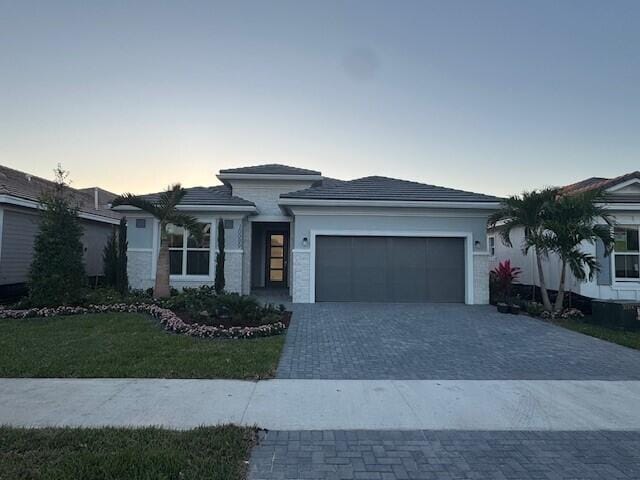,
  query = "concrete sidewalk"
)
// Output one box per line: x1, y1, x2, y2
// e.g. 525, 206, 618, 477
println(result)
2, 379, 640, 431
